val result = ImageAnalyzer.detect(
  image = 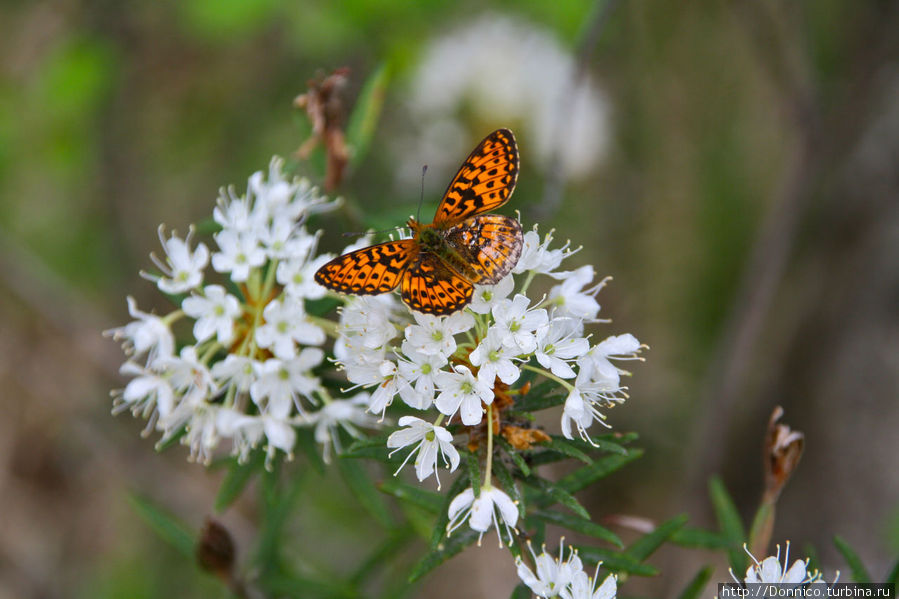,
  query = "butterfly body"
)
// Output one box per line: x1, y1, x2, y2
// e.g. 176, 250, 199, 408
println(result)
315, 129, 523, 315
